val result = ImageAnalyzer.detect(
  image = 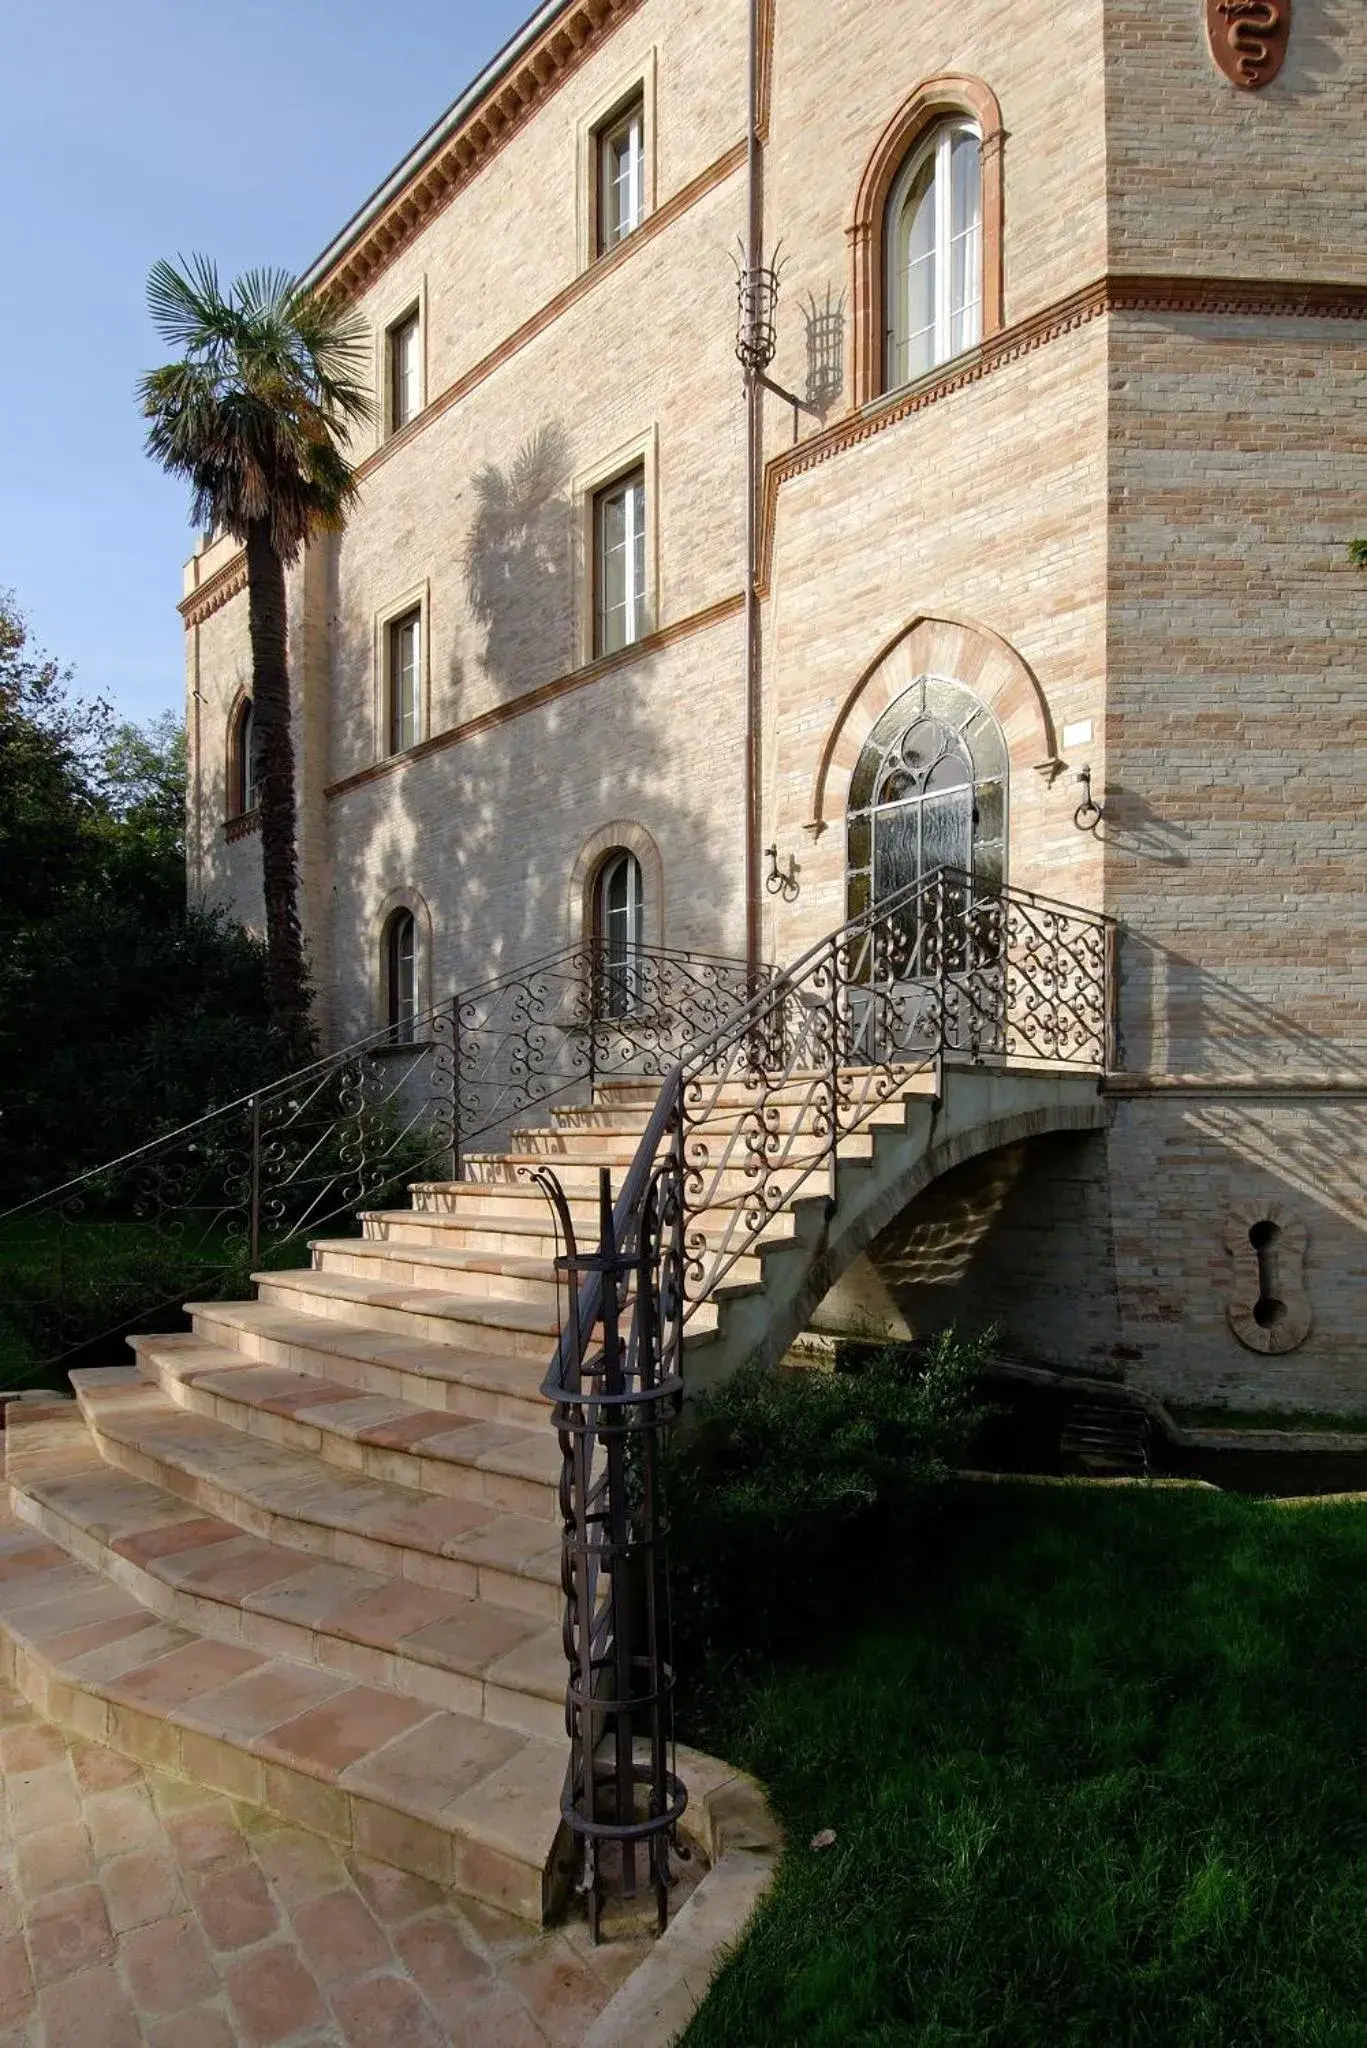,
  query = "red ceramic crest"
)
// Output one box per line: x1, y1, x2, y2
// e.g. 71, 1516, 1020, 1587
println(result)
1206, 0, 1291, 89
